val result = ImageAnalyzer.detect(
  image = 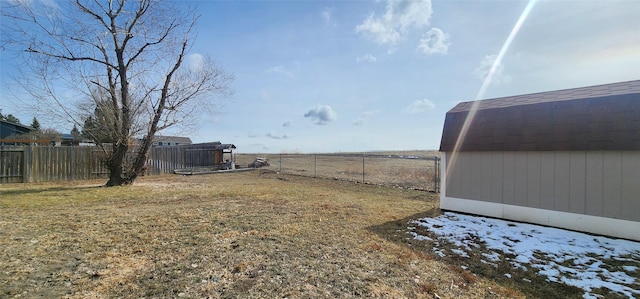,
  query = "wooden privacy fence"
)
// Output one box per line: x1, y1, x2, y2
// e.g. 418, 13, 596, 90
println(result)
0, 145, 221, 183
0, 147, 24, 183
0, 146, 108, 183
146, 146, 222, 175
